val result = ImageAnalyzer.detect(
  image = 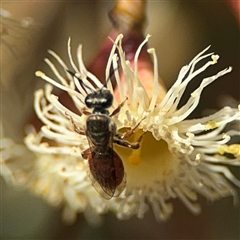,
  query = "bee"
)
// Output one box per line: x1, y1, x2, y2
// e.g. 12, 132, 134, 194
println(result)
66, 70, 145, 199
